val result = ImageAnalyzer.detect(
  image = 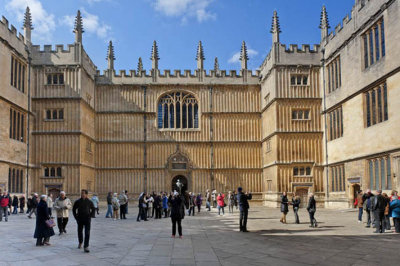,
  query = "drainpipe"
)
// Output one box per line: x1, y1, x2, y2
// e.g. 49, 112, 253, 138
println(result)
25, 49, 31, 199
321, 48, 329, 202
